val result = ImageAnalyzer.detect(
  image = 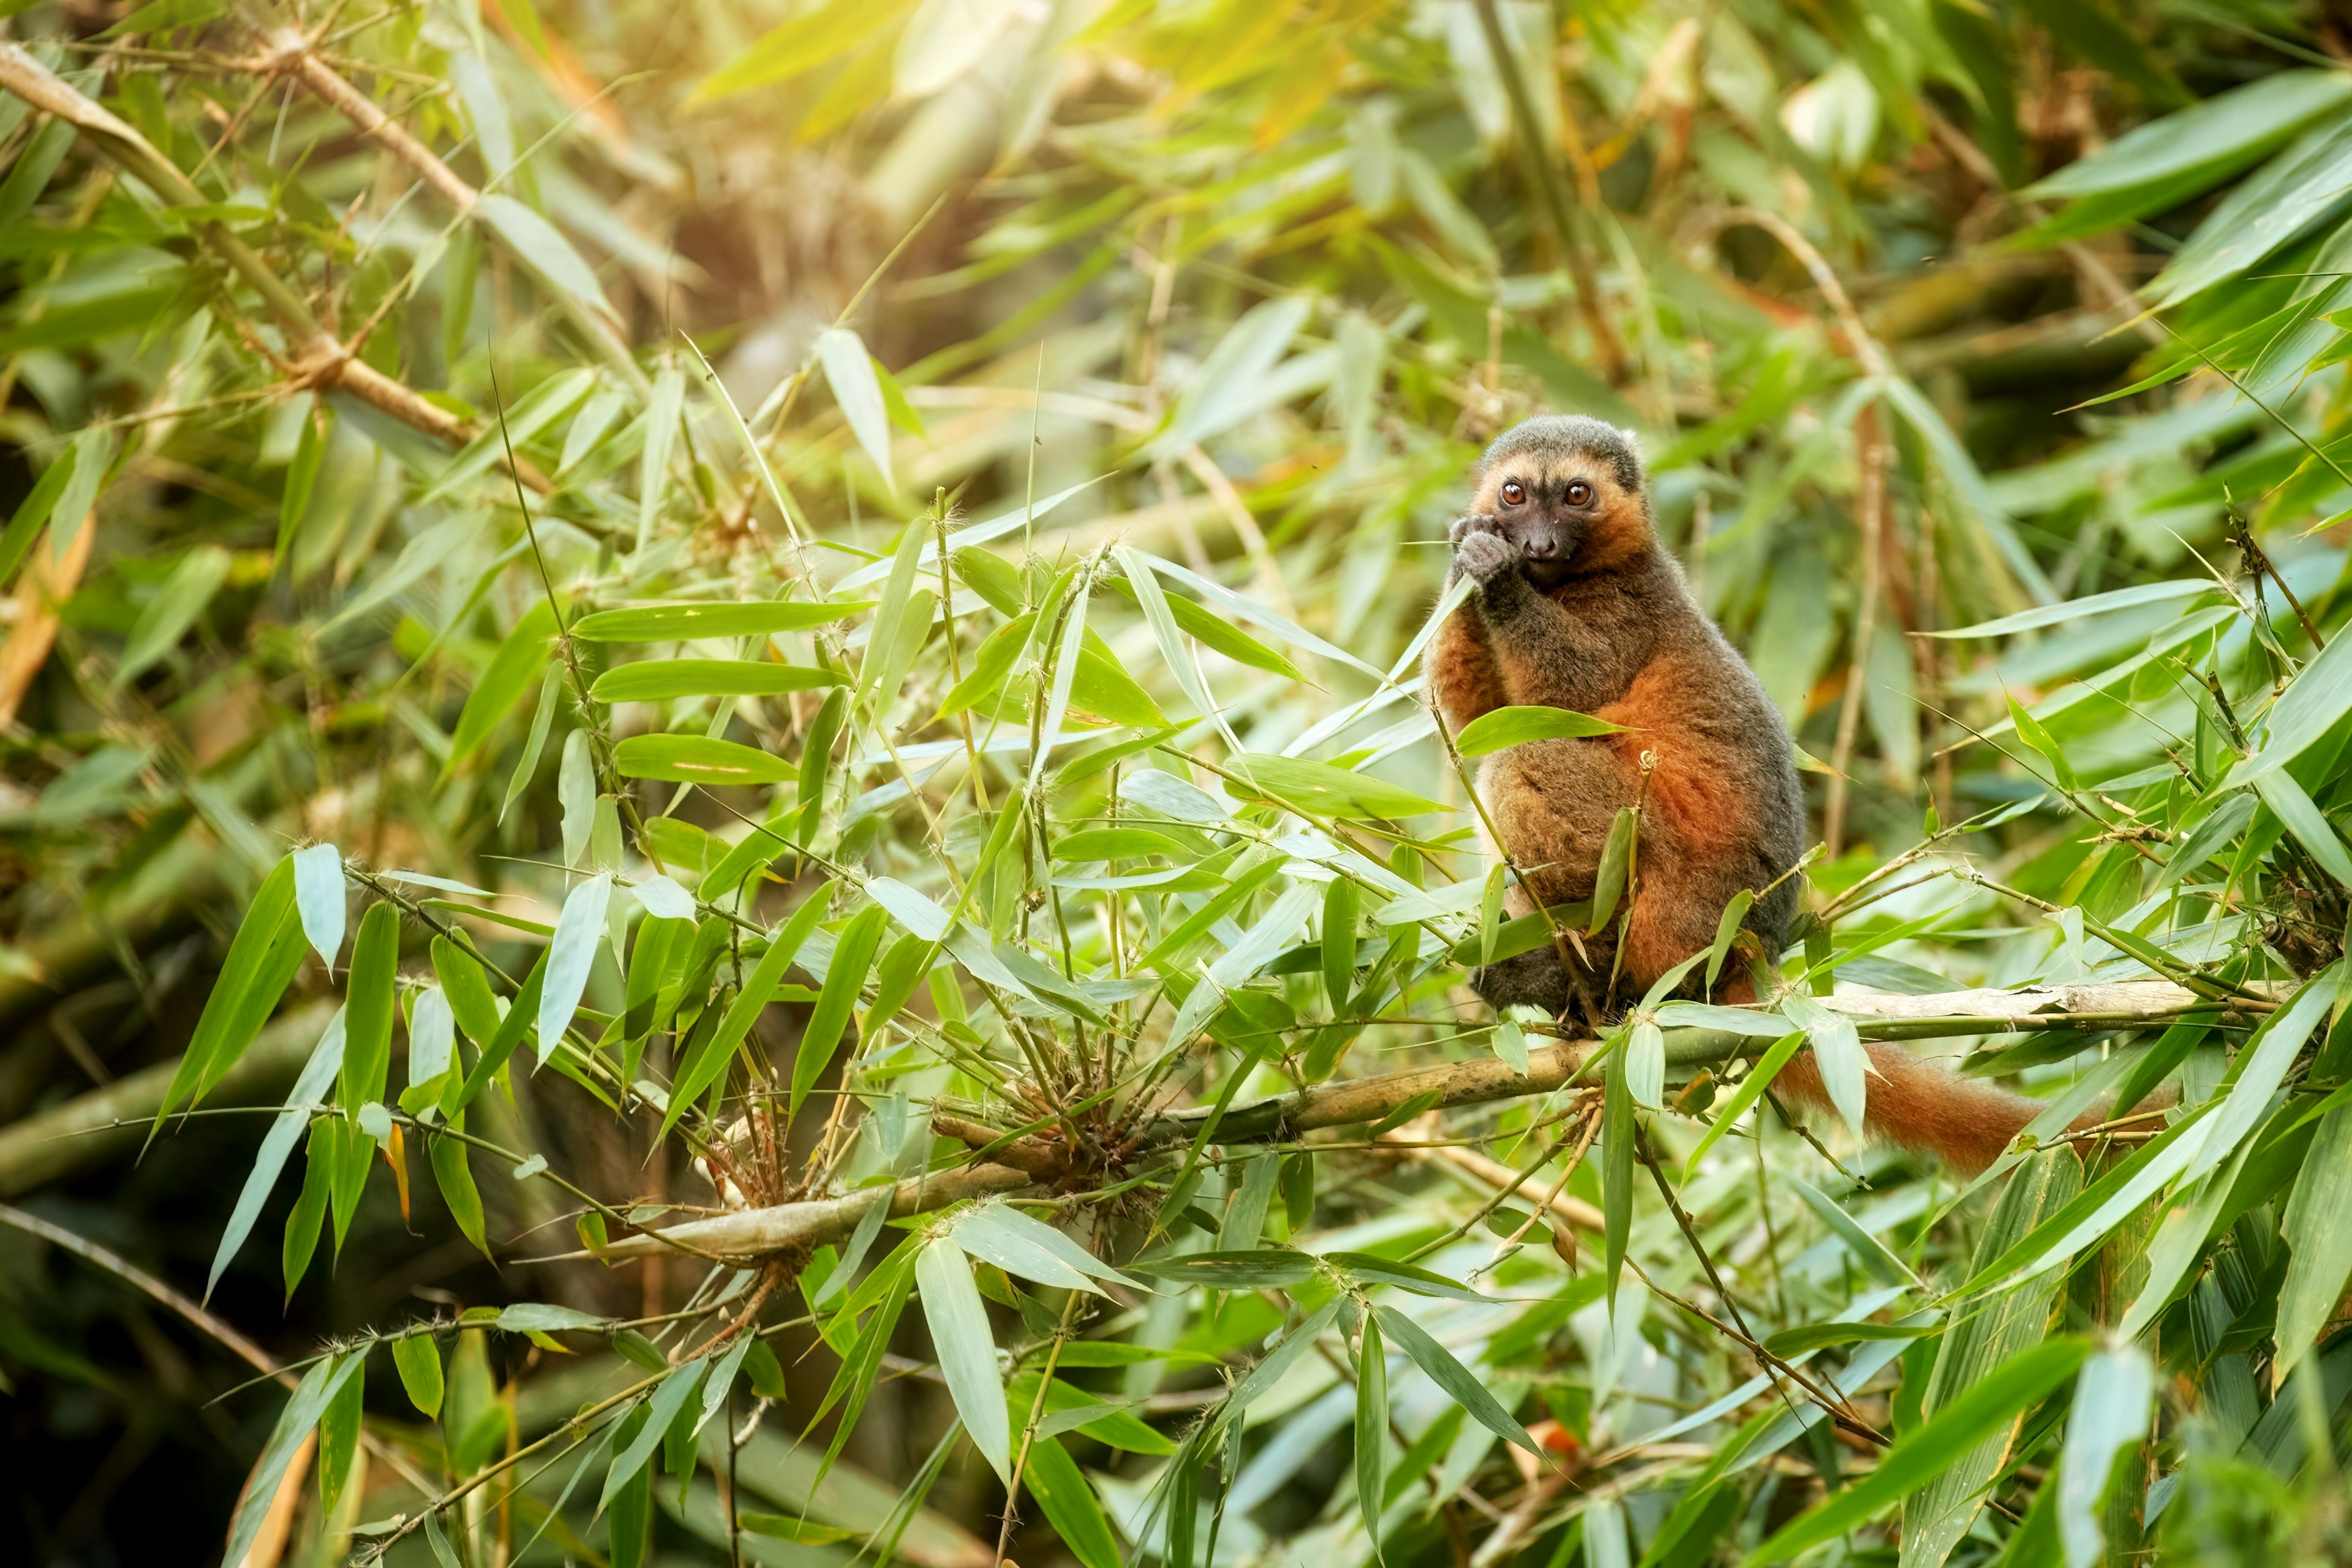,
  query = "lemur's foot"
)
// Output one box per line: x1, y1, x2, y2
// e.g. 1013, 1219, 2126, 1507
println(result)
1471, 946, 1572, 1017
